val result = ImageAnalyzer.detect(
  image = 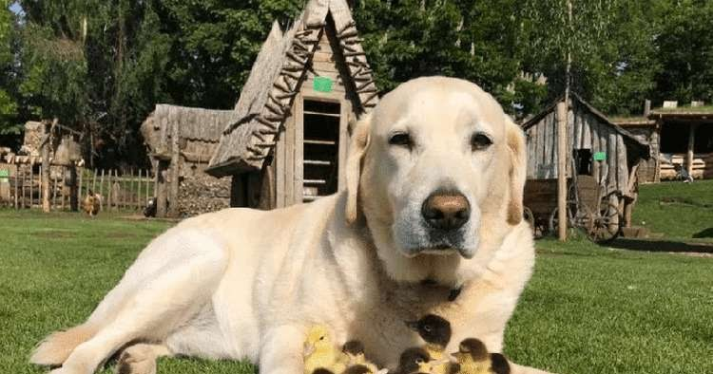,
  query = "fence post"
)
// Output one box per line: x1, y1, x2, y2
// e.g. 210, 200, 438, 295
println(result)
14, 164, 19, 209
137, 169, 142, 210
99, 169, 105, 211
